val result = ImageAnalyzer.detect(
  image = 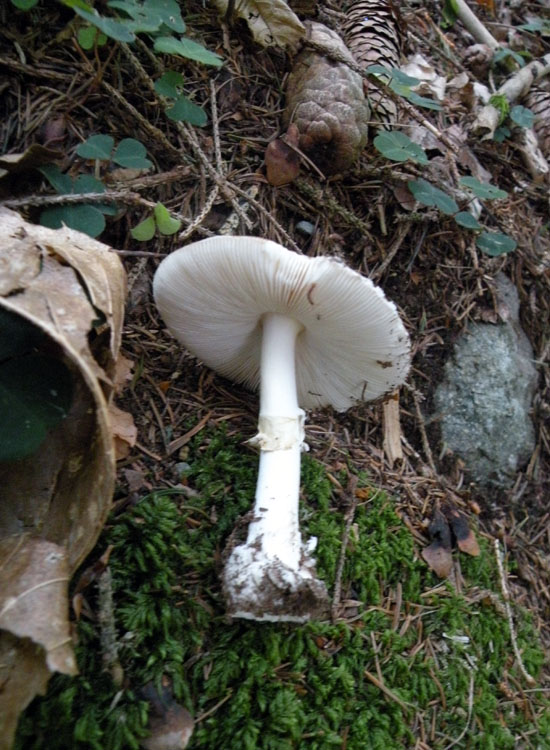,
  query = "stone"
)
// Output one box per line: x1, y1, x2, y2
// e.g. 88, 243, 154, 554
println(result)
434, 275, 537, 489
